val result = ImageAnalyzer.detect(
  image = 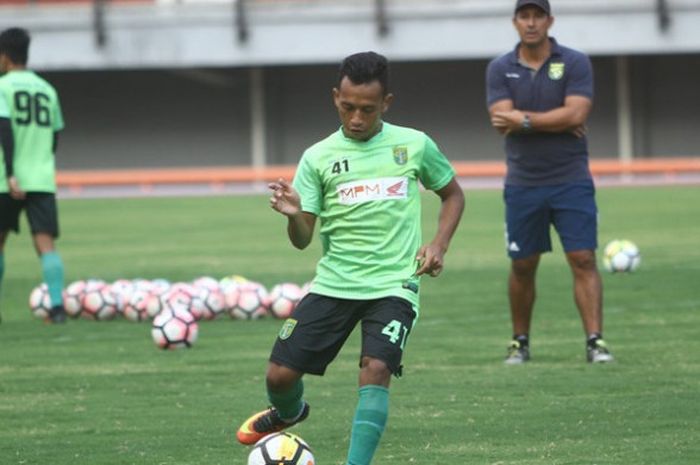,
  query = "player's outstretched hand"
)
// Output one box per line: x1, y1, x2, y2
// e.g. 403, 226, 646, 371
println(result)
8, 176, 26, 200
268, 178, 301, 217
415, 244, 445, 277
